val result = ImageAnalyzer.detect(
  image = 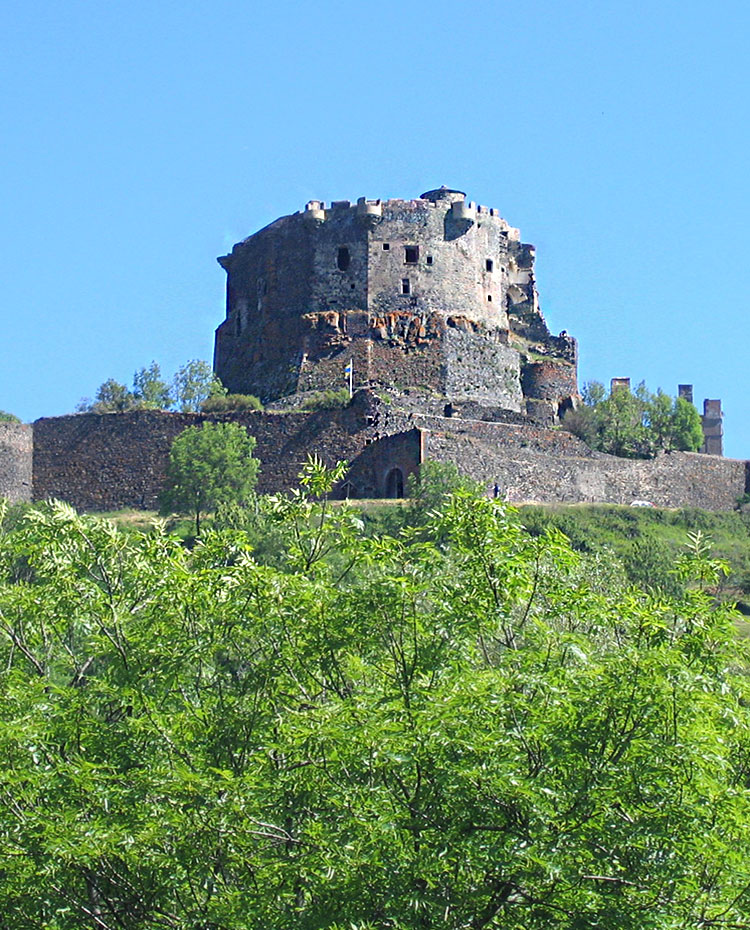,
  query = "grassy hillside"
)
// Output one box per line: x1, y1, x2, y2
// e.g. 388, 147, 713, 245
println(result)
518, 503, 750, 609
